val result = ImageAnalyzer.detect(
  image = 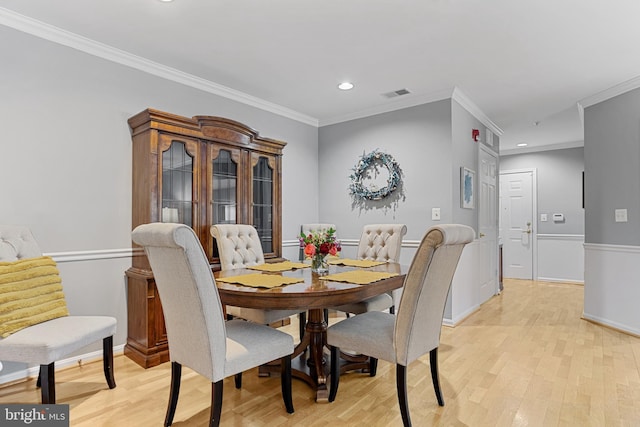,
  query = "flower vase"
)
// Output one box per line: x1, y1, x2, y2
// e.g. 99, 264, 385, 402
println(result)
311, 254, 329, 275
